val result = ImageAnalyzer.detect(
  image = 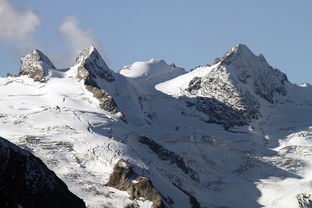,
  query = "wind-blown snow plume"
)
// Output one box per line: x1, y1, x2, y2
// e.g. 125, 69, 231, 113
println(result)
0, 0, 40, 54
59, 15, 102, 62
